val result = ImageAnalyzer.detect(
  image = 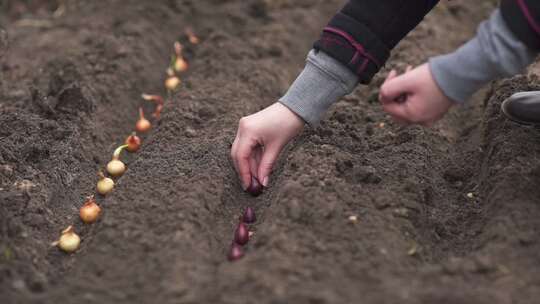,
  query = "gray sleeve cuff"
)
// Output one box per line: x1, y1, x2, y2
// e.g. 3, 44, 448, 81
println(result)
279, 49, 359, 126
429, 9, 537, 104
